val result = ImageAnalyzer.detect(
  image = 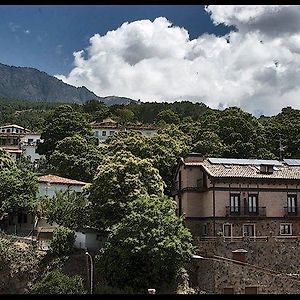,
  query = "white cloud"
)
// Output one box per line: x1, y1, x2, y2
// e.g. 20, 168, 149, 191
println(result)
56, 7, 300, 116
